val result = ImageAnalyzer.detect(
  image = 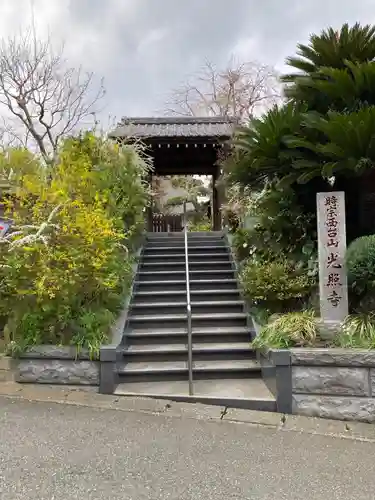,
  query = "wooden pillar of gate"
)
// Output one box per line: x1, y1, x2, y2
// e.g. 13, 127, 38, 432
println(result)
146, 172, 153, 231
212, 167, 221, 231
